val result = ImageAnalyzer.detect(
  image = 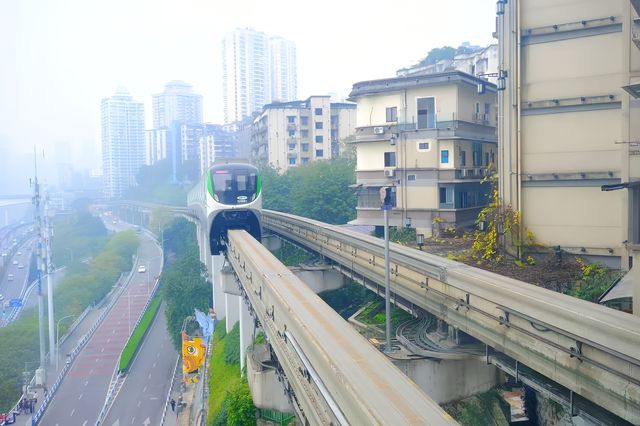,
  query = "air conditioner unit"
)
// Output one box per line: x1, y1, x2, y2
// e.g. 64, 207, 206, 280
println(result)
373, 126, 385, 135
384, 169, 395, 178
